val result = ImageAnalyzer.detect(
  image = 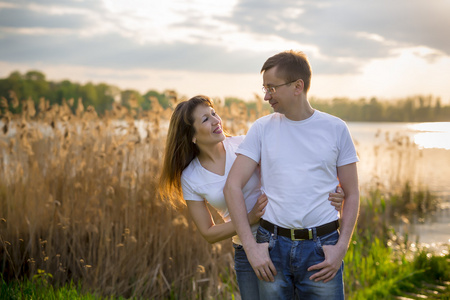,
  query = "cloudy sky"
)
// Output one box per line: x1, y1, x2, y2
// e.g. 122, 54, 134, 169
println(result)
1, 0, 450, 103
